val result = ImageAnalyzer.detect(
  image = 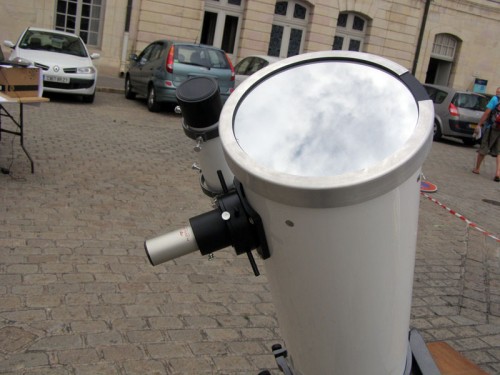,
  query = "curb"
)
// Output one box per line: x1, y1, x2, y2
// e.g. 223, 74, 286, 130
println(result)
97, 87, 124, 94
